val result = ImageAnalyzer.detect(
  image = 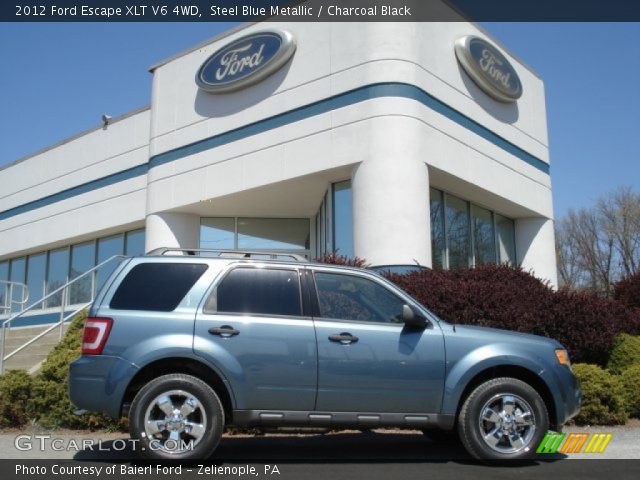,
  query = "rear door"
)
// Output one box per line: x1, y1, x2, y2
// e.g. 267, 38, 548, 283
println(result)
194, 264, 318, 411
